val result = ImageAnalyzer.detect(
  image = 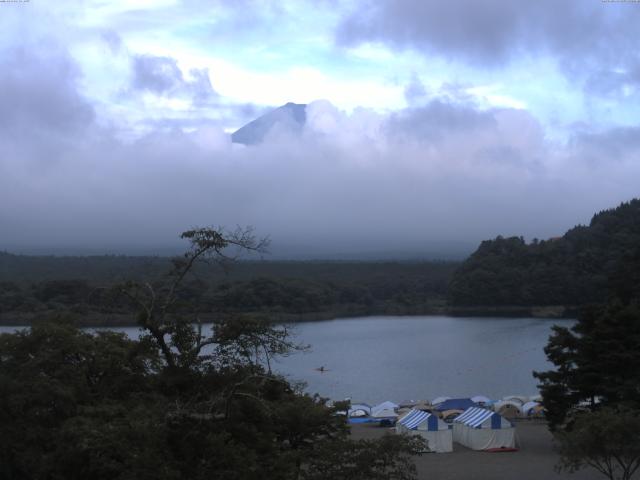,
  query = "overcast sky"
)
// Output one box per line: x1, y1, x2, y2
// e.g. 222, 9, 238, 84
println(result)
1, 0, 640, 258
